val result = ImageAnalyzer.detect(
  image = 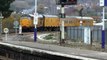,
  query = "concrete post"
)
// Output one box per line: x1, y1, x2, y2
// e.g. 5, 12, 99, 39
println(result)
60, 4, 65, 44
